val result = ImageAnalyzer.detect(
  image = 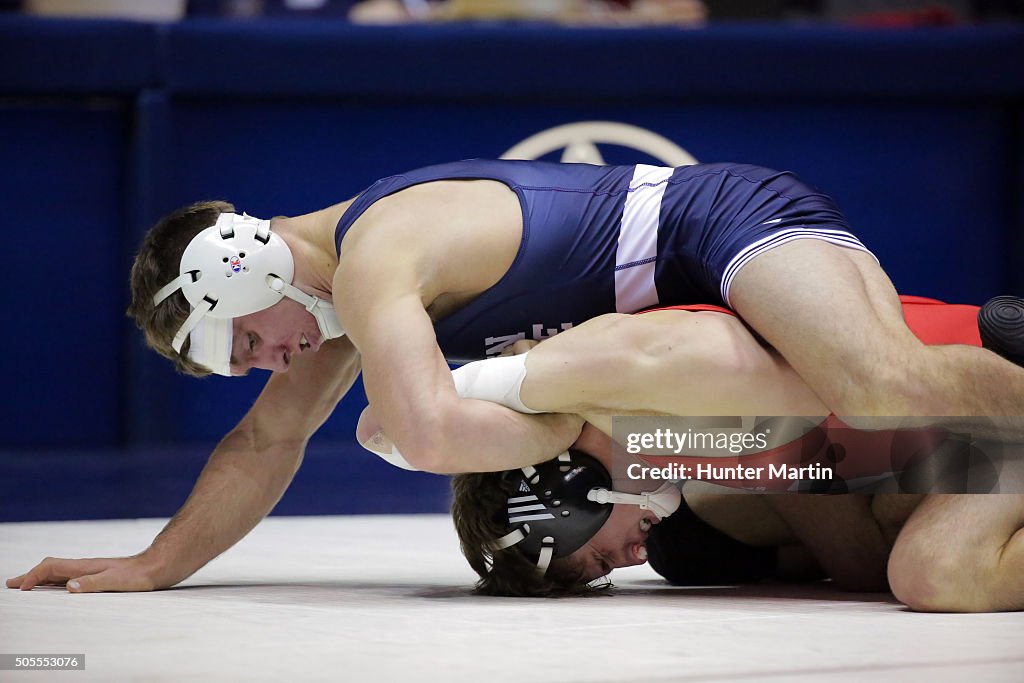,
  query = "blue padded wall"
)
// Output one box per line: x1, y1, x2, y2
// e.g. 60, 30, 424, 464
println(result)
0, 103, 129, 447
0, 17, 156, 449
